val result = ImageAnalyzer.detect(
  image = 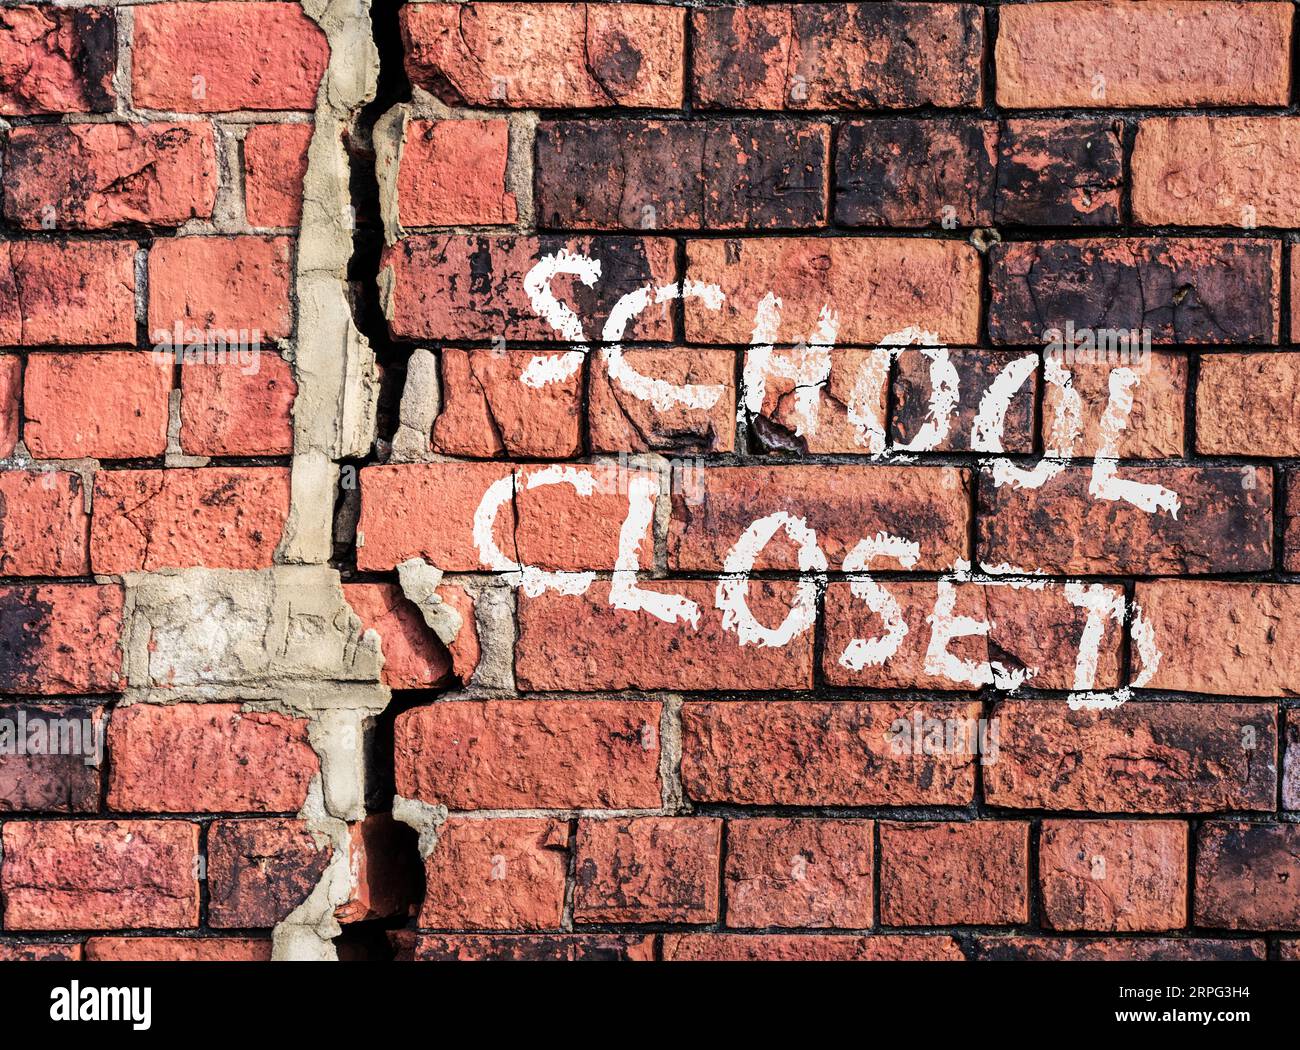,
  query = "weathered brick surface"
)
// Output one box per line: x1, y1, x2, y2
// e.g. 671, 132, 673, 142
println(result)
4, 0, 1298, 961
682, 701, 978, 807
4, 123, 217, 229
0, 584, 122, 695
91, 467, 290, 573
573, 817, 721, 925
0, 470, 90, 576
996, 119, 1124, 226
398, 119, 516, 228
132, 2, 329, 112
106, 703, 318, 813
1, 820, 199, 930
989, 239, 1281, 345
724, 819, 873, 929
1196, 353, 1300, 456
1136, 582, 1300, 696
395, 700, 662, 811
537, 120, 830, 230
977, 466, 1271, 575
381, 234, 675, 342
0, 5, 115, 115
985, 702, 1277, 813
693, 4, 983, 110
24, 352, 172, 459
243, 122, 312, 229
401, 3, 685, 108
835, 119, 995, 228
996, 2, 1292, 108
208, 819, 331, 929
879, 822, 1029, 926
1039, 821, 1188, 932
1194, 823, 1300, 930
686, 237, 981, 344
420, 818, 568, 930
0, 240, 136, 345
661, 933, 964, 961
0, 702, 103, 812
